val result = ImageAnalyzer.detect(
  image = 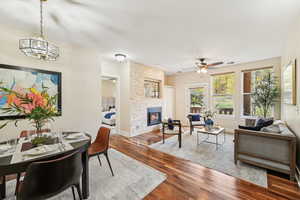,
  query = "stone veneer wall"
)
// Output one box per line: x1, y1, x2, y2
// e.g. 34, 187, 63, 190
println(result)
129, 62, 165, 136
